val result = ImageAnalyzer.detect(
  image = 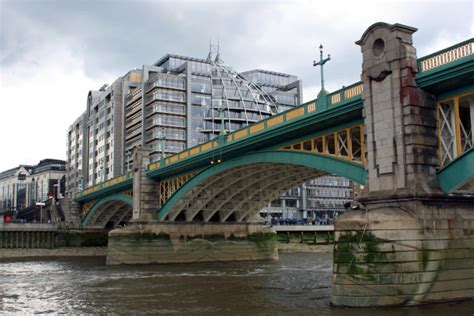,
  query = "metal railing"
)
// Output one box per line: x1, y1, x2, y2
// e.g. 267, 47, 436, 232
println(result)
75, 172, 133, 199
328, 82, 364, 106
418, 39, 473, 73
